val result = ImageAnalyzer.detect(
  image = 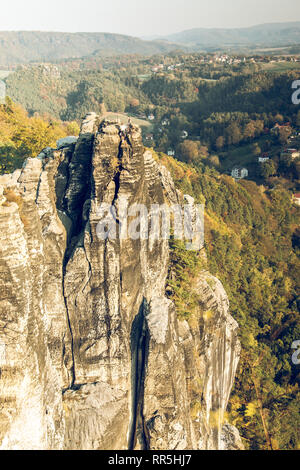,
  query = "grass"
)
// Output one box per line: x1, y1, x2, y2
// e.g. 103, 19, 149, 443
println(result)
219, 136, 281, 173
220, 144, 256, 171
137, 73, 152, 82
259, 62, 300, 72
